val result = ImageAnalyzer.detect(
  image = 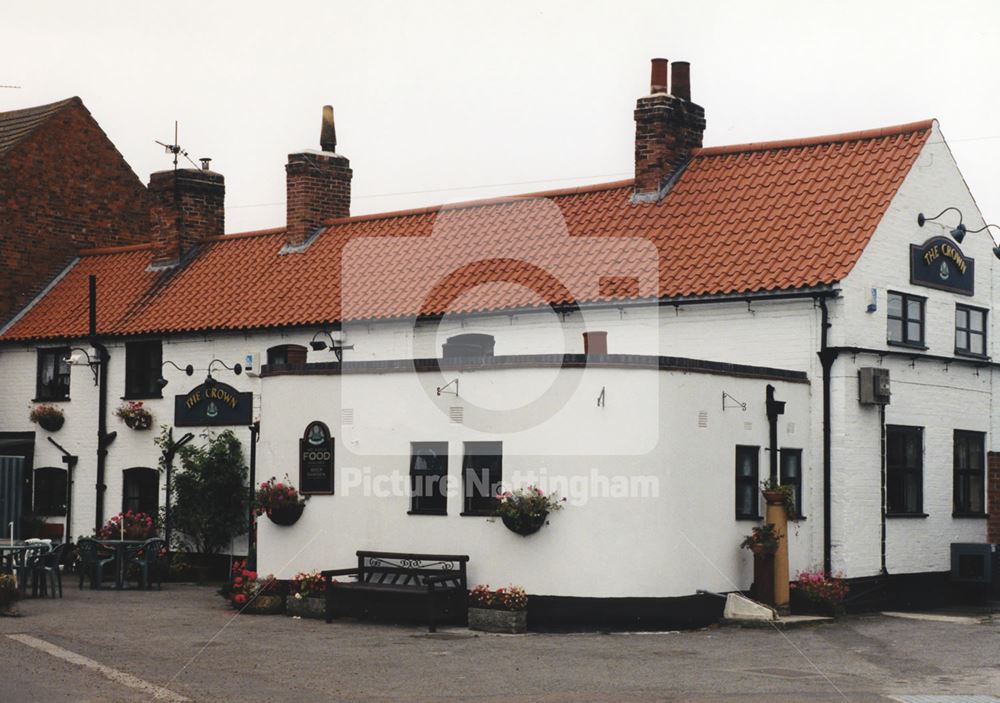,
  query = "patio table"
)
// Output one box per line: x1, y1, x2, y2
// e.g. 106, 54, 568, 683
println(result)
97, 540, 145, 589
